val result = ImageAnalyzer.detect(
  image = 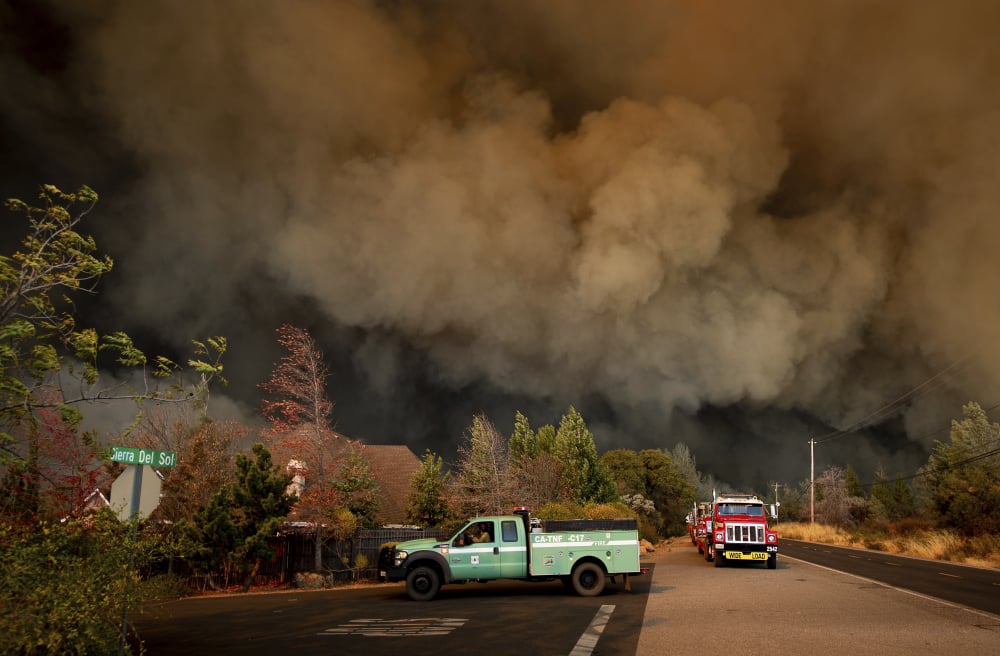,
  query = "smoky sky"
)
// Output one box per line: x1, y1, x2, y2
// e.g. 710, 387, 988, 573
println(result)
2, 0, 999, 492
